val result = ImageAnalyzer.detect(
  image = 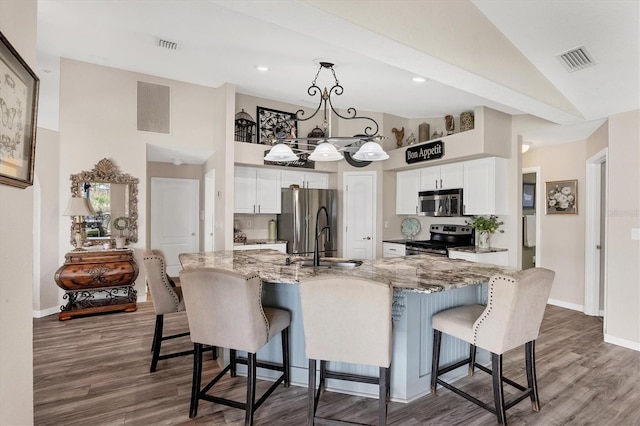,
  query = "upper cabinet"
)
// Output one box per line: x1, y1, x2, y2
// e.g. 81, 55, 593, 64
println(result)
234, 166, 281, 214
420, 163, 464, 191
281, 170, 329, 189
396, 157, 508, 216
396, 169, 421, 215
463, 157, 508, 216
